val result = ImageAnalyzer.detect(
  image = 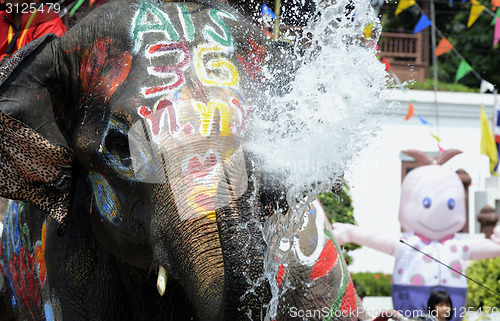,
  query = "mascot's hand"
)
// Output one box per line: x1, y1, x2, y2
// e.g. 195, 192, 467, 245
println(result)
331, 222, 354, 245
491, 225, 500, 244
